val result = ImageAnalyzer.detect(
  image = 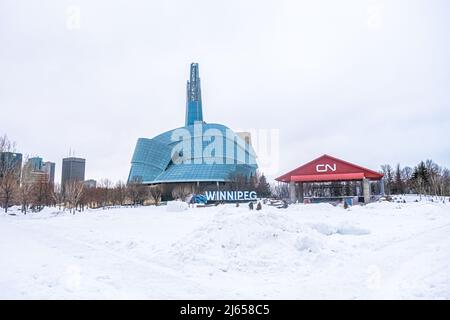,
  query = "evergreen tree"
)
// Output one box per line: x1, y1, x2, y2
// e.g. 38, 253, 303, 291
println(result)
256, 174, 271, 198
411, 161, 429, 195
393, 164, 404, 194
